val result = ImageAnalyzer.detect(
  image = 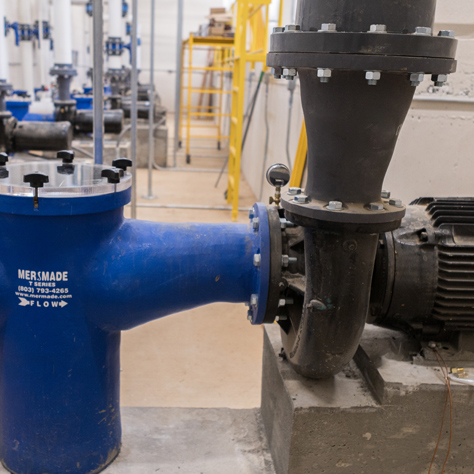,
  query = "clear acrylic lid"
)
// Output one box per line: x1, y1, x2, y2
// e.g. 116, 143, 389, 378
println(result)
0, 162, 131, 198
